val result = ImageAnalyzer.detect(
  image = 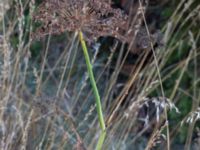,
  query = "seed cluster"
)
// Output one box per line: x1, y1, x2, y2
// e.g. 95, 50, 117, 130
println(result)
33, 0, 128, 43
33, 0, 164, 52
